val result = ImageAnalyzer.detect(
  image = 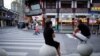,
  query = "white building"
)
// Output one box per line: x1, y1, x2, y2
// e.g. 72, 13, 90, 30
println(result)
11, 0, 25, 22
